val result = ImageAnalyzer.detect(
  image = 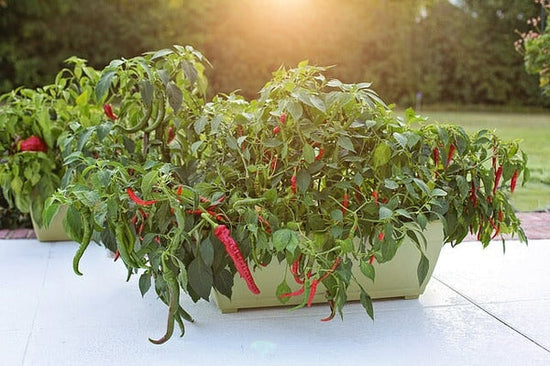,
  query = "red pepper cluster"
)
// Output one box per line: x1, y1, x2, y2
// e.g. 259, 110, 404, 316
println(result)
19, 135, 48, 152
